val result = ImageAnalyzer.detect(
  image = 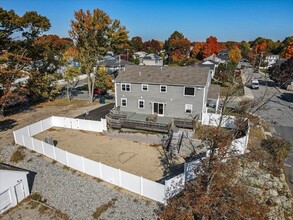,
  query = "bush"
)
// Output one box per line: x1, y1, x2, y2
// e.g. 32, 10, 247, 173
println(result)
10, 147, 26, 163
261, 137, 291, 164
